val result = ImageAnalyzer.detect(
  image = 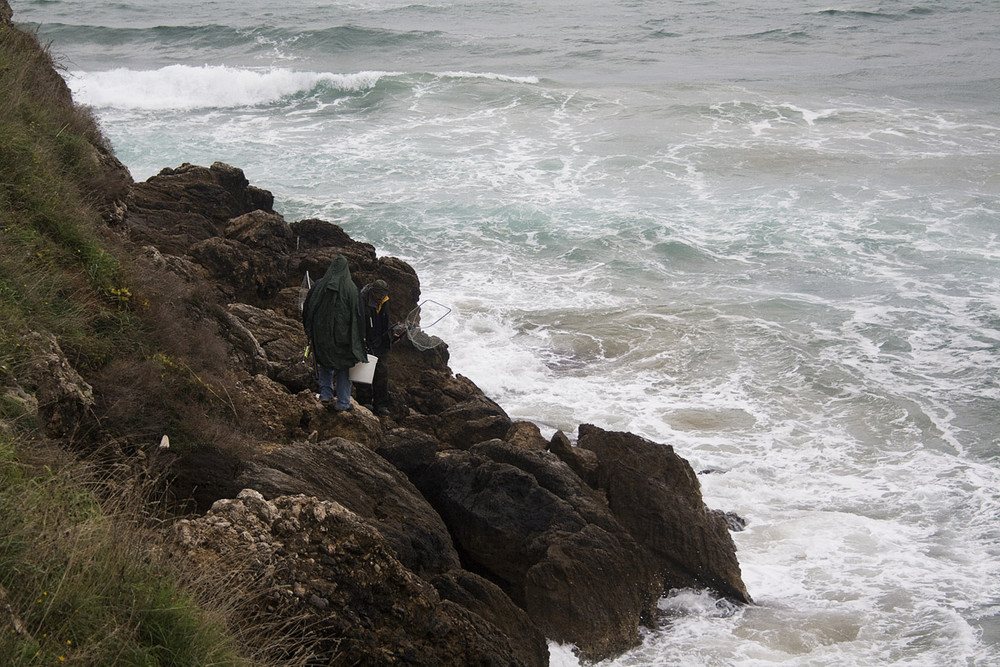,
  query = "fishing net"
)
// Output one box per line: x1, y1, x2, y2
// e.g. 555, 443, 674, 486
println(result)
403, 299, 451, 351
